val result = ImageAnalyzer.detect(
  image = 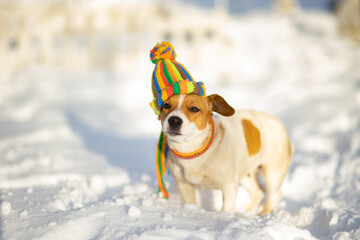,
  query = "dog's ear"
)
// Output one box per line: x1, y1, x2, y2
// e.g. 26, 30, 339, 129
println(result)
206, 94, 235, 116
